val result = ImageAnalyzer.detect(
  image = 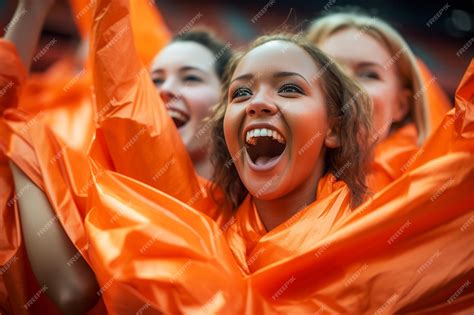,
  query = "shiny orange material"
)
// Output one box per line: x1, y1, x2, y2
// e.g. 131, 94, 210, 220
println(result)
0, 1, 170, 312
0, 39, 100, 314
88, 0, 225, 220
368, 60, 453, 193
417, 59, 452, 130
368, 124, 418, 191
70, 0, 171, 66
83, 0, 474, 313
